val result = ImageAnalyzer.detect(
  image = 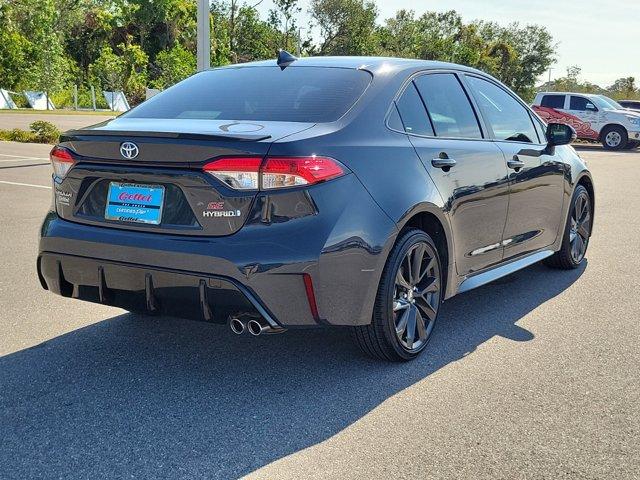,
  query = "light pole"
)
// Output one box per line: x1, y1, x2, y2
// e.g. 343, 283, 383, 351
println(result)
297, 28, 305, 57
197, 0, 211, 71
